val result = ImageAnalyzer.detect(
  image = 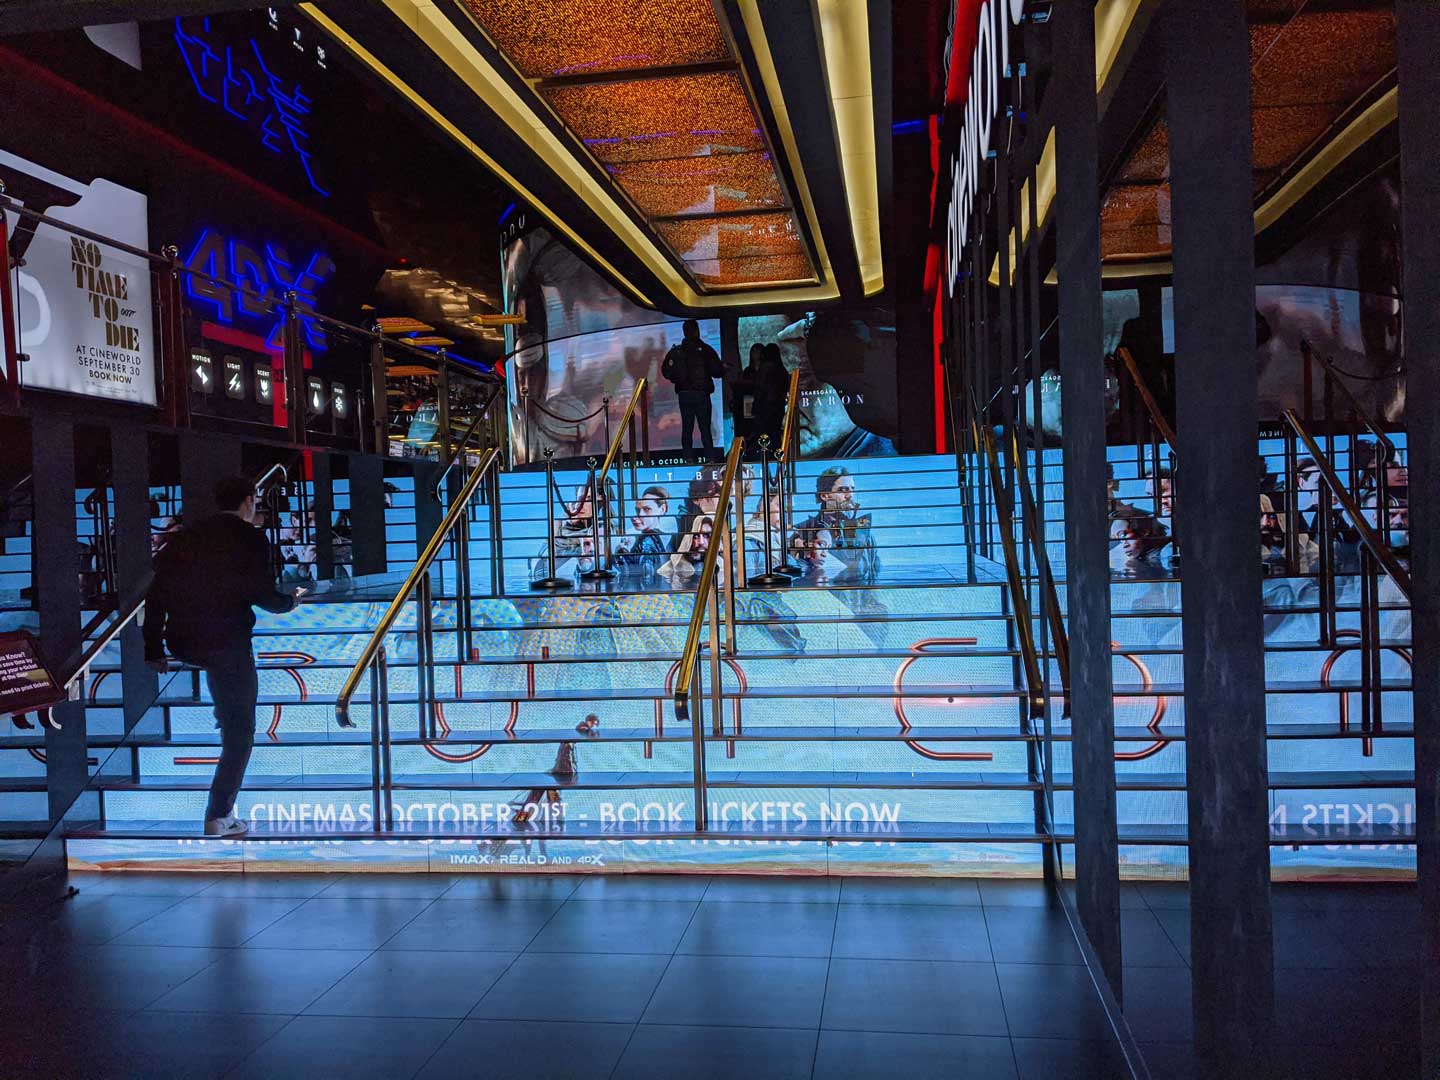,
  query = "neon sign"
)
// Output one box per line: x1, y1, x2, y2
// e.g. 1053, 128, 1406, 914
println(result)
174, 17, 330, 197
183, 228, 336, 351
